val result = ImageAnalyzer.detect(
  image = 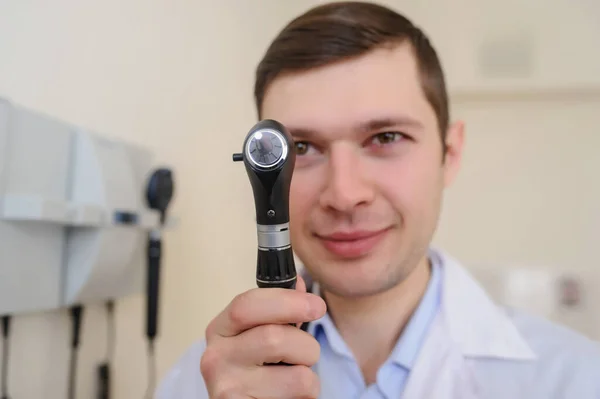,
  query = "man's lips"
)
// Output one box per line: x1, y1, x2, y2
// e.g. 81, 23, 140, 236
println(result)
315, 228, 391, 258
